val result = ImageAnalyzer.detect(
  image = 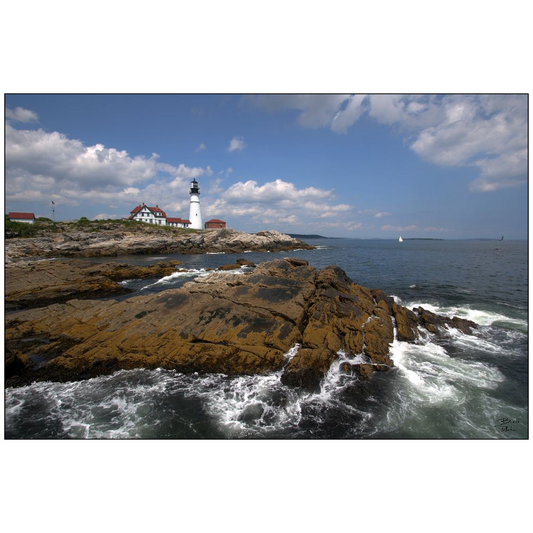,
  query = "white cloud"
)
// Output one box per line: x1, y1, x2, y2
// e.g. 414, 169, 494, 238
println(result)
470, 149, 527, 192
279, 214, 299, 224
358, 209, 392, 218
318, 204, 352, 218
206, 178, 355, 232
246, 94, 364, 133
5, 123, 213, 211
223, 179, 331, 205
93, 213, 119, 220
158, 162, 212, 180
382, 225, 419, 232
371, 95, 527, 192
246, 94, 527, 193
368, 95, 406, 124
6, 106, 39, 123
321, 221, 363, 231
195, 143, 206, 152
7, 124, 160, 191
331, 95, 367, 134
208, 177, 225, 195
227, 136, 246, 152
